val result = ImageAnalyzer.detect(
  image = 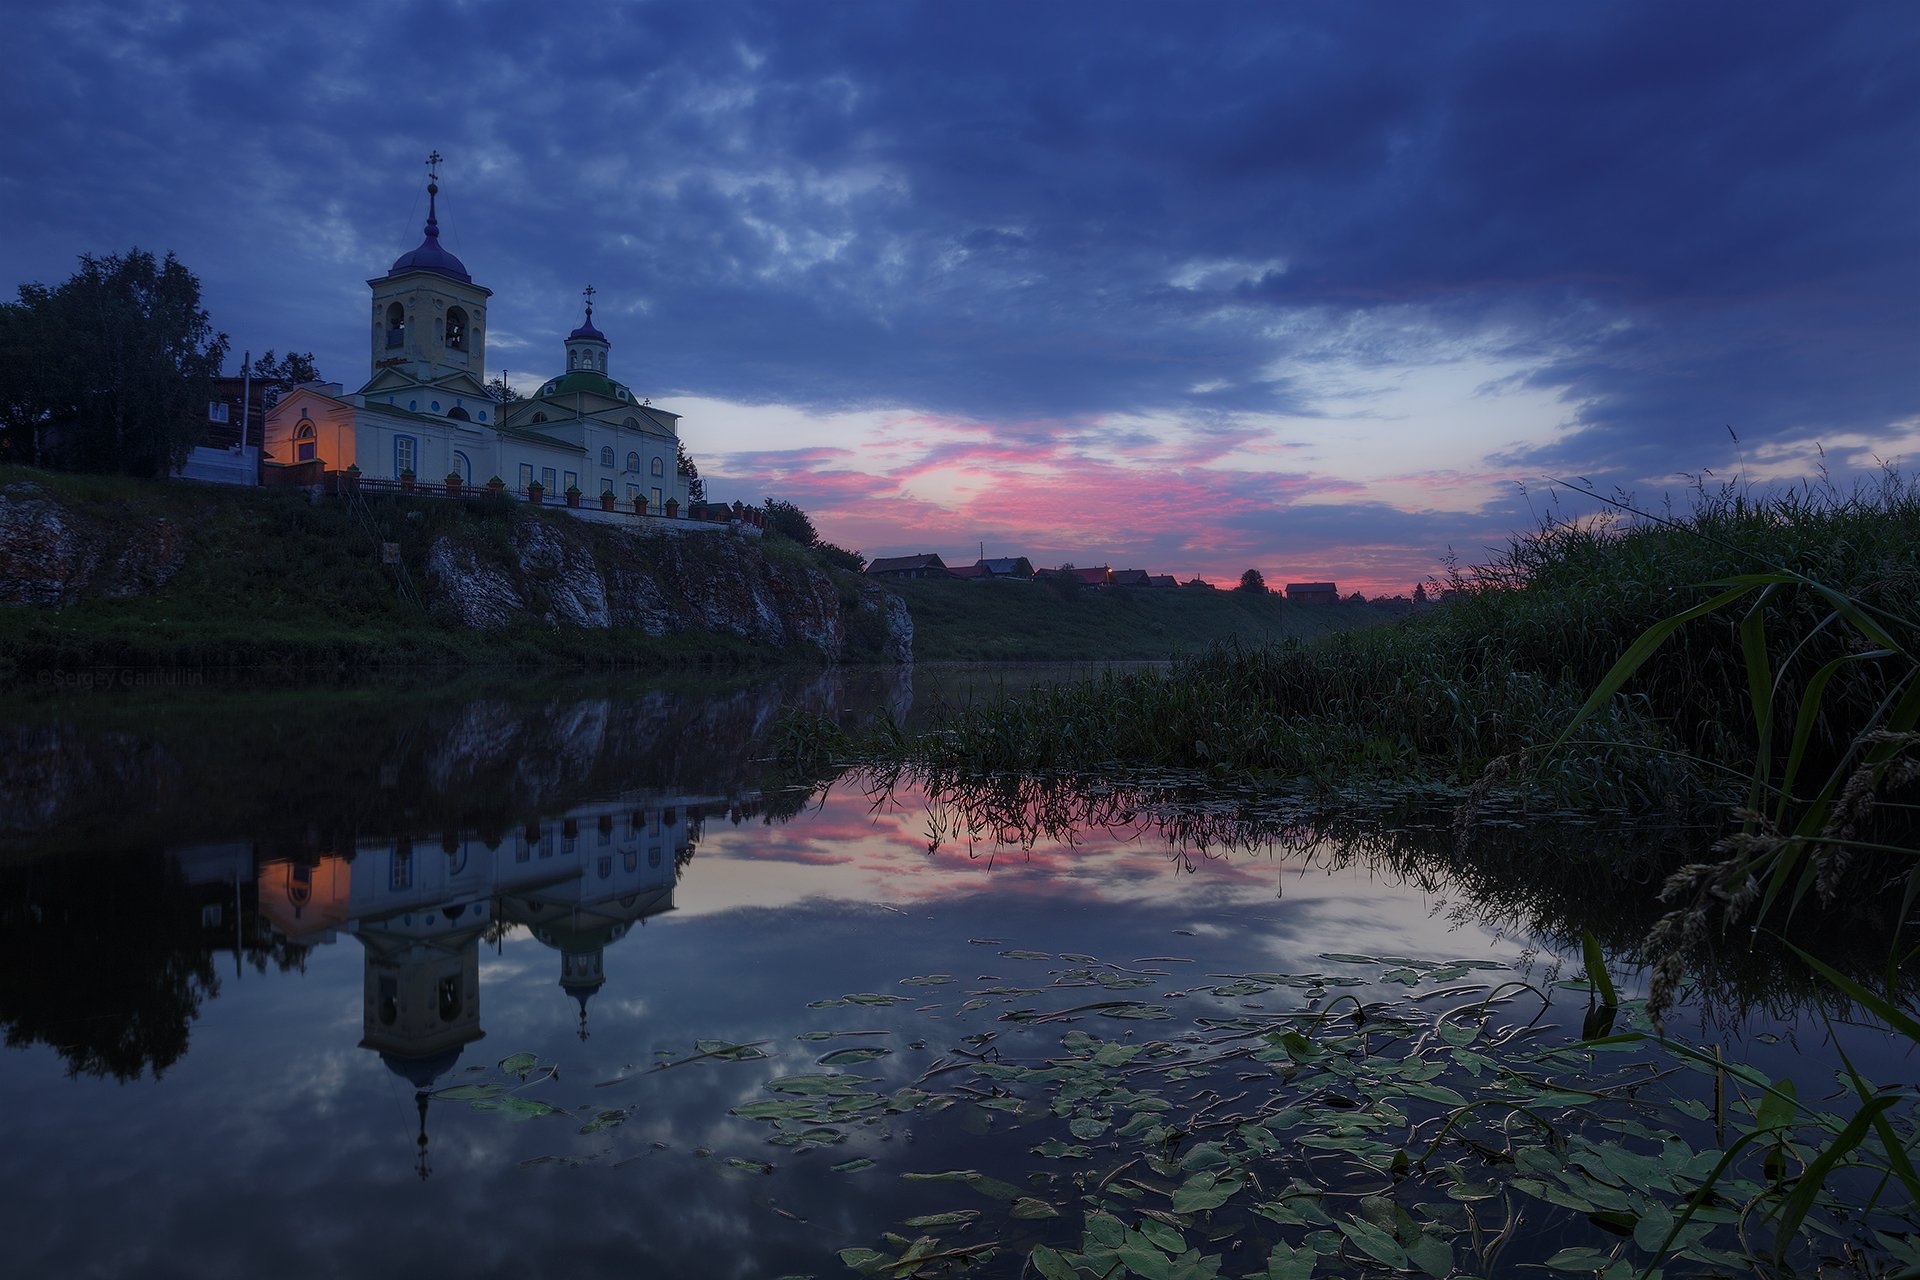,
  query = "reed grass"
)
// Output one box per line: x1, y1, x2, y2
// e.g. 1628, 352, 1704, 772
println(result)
805, 474, 1920, 816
